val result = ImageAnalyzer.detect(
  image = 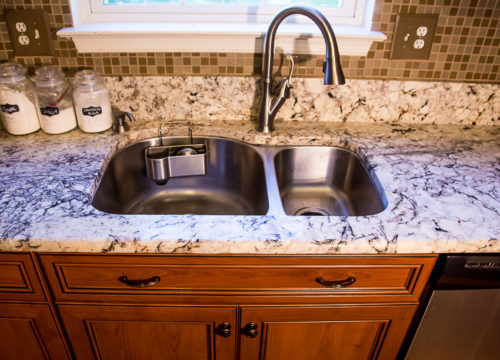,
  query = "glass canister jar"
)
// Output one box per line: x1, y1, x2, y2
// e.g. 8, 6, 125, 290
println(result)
34, 66, 77, 134
0, 62, 40, 135
72, 70, 112, 133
